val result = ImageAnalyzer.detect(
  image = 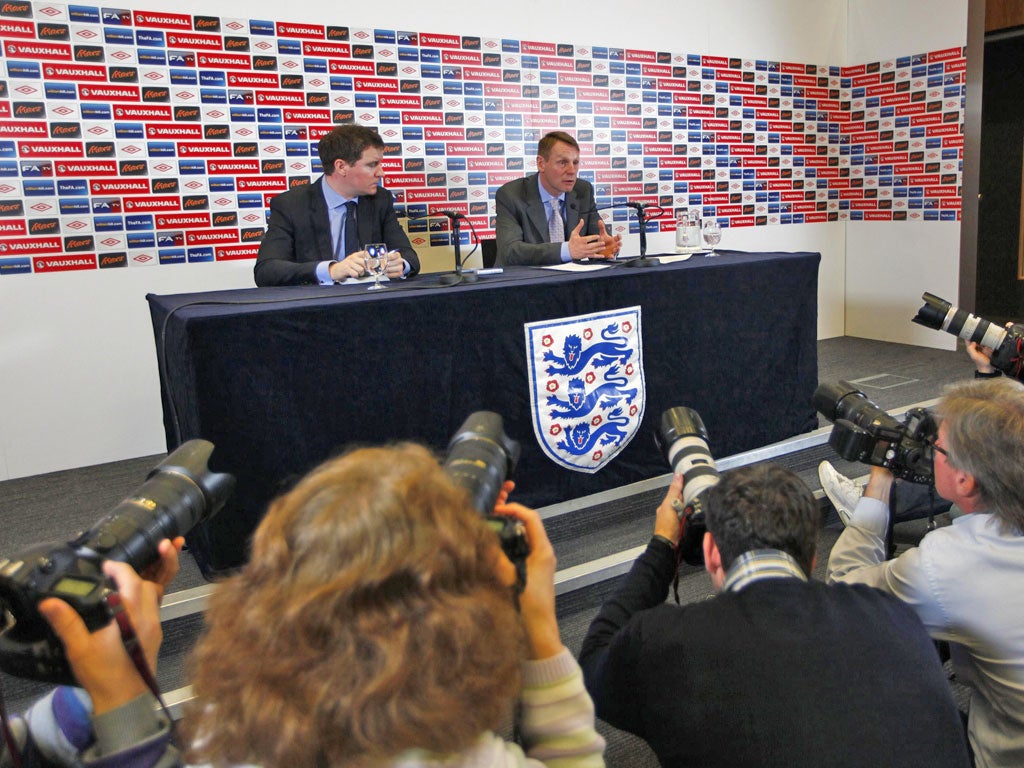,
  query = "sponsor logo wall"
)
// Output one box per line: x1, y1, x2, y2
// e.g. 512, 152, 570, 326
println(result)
0, 2, 965, 276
